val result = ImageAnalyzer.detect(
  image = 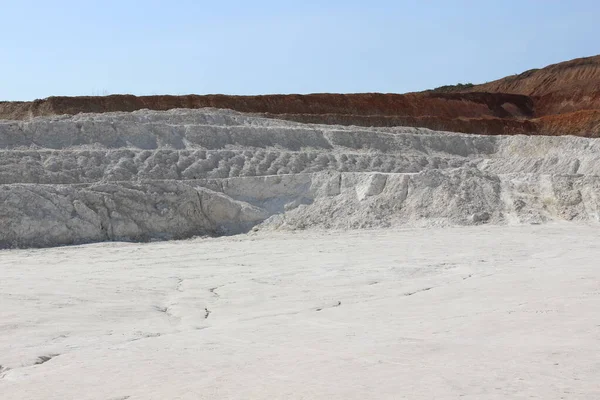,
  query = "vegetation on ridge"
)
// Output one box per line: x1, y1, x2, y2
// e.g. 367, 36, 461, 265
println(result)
428, 83, 475, 93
